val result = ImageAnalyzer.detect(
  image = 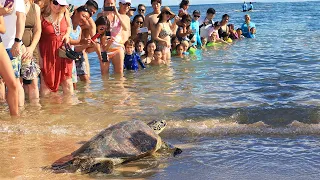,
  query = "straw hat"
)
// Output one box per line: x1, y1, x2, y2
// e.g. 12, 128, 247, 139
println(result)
157, 6, 175, 20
